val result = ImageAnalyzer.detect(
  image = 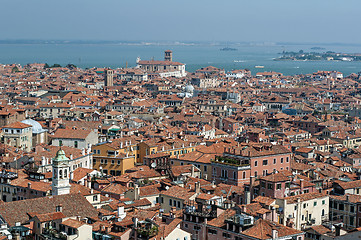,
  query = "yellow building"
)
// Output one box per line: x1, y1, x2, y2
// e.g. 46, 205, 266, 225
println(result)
138, 139, 196, 164
92, 138, 139, 176
92, 137, 197, 176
